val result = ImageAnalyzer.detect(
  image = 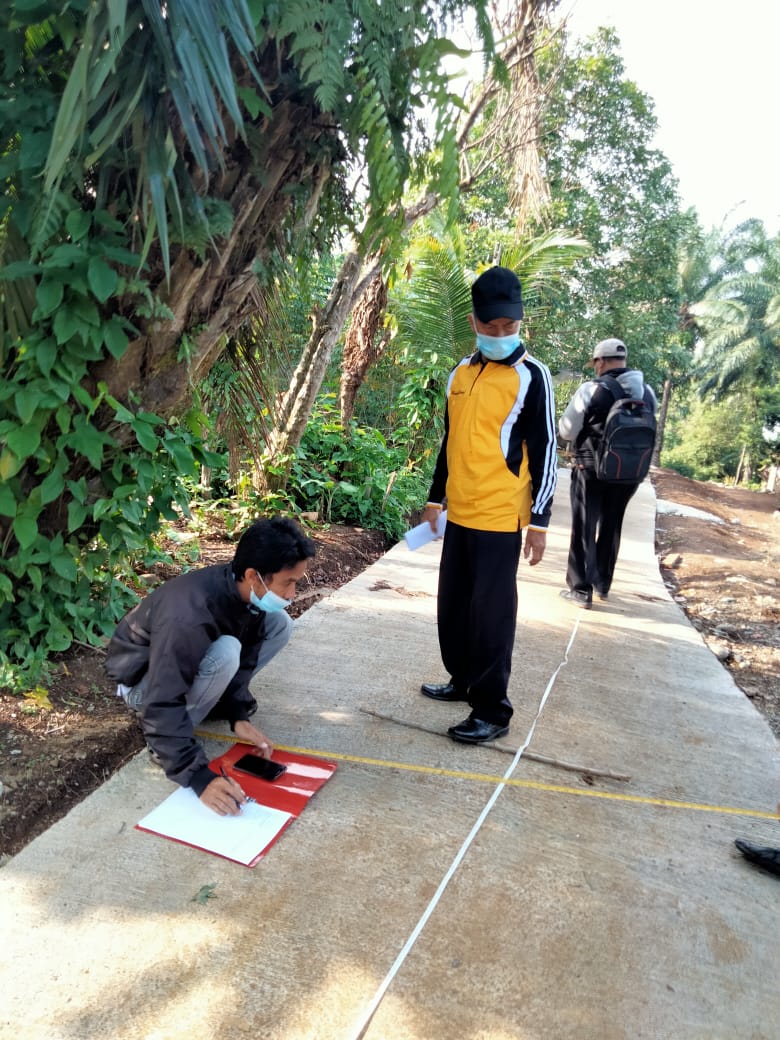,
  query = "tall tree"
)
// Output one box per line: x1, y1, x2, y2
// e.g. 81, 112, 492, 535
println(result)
0, 0, 496, 680
689, 222, 780, 400
660, 219, 780, 481
258, 0, 556, 476
530, 26, 686, 383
